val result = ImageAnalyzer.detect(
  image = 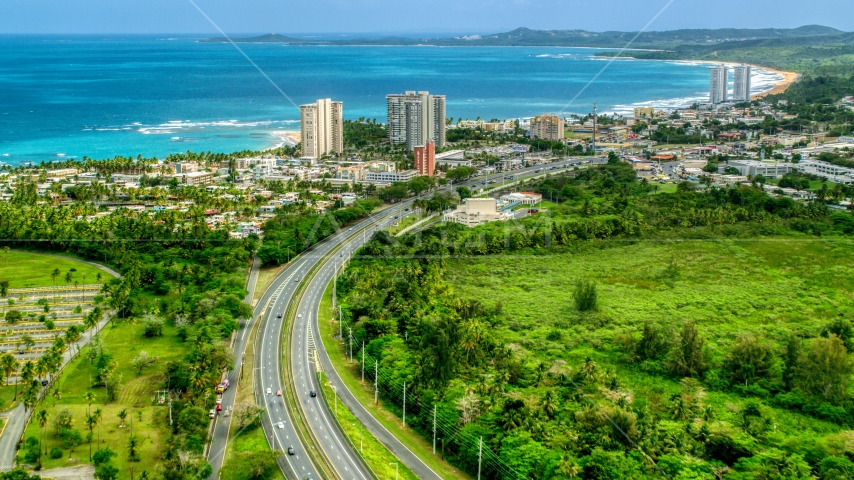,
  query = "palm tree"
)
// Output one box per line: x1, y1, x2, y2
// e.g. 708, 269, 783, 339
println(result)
36, 409, 49, 467
20, 361, 35, 386
85, 413, 97, 460
94, 408, 103, 445
2, 246, 8, 266
541, 390, 559, 419
0, 354, 18, 399
118, 409, 128, 428
84, 391, 95, 417
64, 271, 73, 286
22, 381, 38, 412
51, 268, 60, 286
